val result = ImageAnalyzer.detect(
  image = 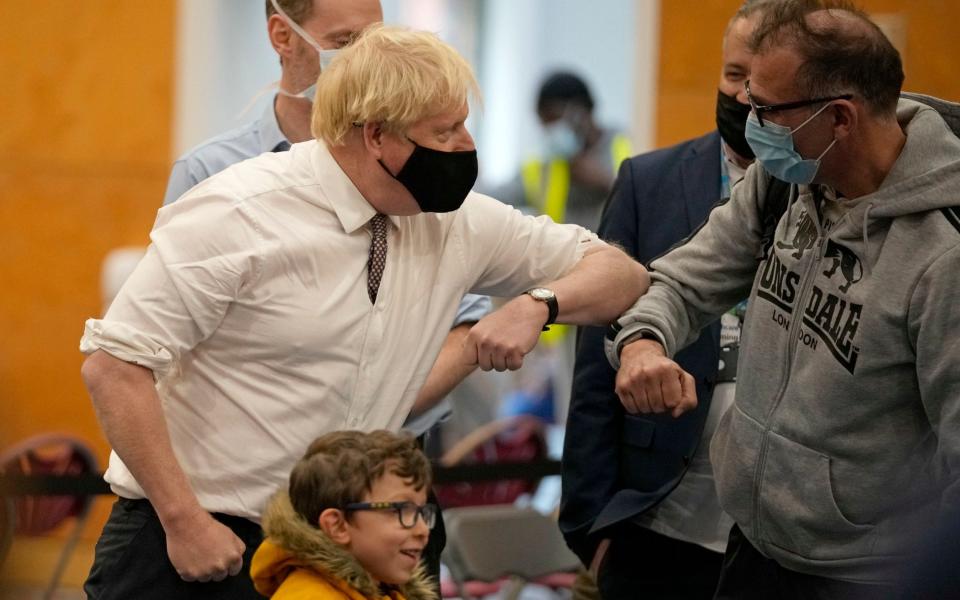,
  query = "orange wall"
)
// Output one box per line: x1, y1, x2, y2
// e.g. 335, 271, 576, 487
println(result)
656, 0, 960, 147
0, 0, 175, 541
